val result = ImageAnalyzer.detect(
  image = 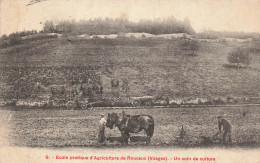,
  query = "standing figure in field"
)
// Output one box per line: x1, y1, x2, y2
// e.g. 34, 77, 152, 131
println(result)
218, 116, 232, 144
98, 114, 107, 143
